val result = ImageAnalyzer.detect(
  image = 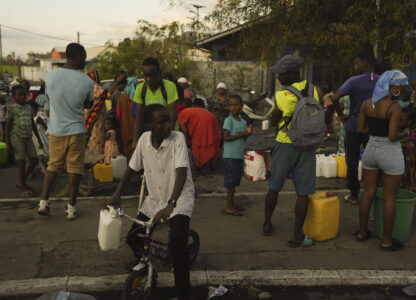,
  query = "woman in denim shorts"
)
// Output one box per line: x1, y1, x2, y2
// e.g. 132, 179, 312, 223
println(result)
356, 70, 410, 251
